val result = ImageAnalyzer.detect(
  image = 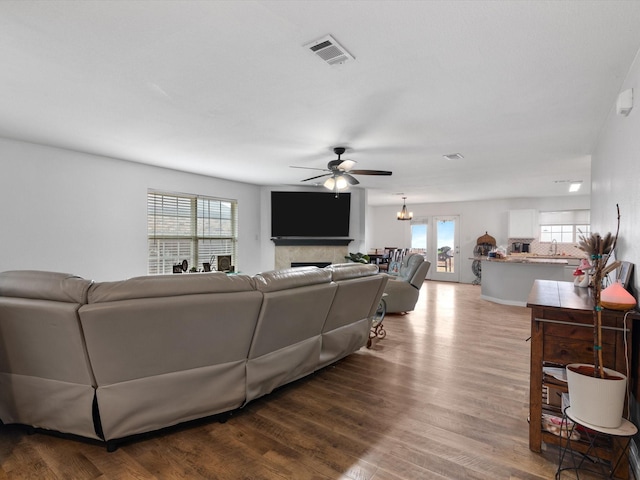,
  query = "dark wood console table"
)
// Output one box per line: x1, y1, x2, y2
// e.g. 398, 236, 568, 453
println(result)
527, 279, 639, 479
